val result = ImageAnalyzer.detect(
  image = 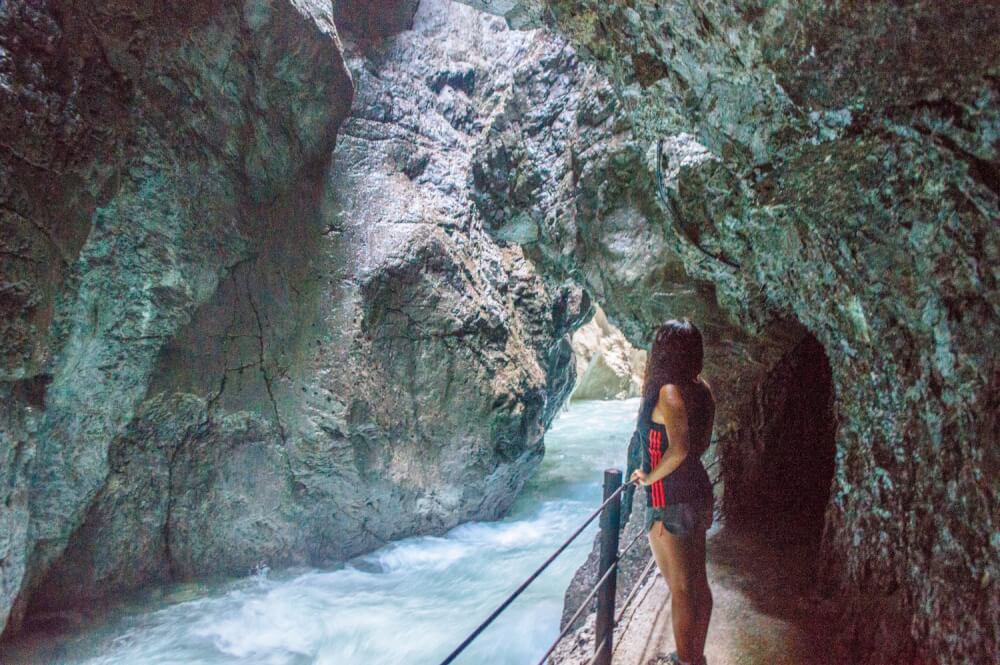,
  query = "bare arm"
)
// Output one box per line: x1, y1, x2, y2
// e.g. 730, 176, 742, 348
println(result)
644, 384, 689, 485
